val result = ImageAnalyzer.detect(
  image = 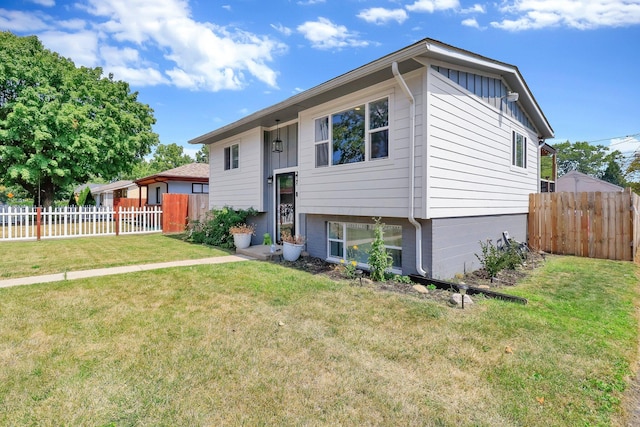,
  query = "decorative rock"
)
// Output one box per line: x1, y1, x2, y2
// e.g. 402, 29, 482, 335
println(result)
413, 284, 429, 294
449, 293, 474, 306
